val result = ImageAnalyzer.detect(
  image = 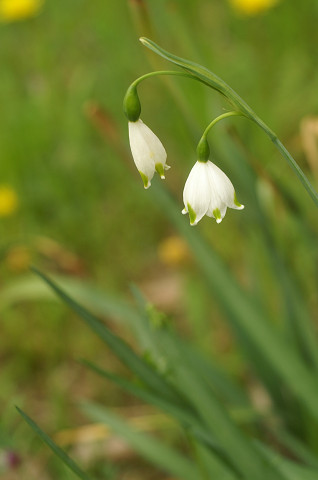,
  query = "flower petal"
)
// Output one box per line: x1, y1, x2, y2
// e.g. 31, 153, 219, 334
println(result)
155, 162, 166, 179
207, 161, 234, 201
233, 191, 245, 210
206, 203, 227, 223
183, 161, 211, 225
139, 171, 151, 189
206, 161, 243, 211
139, 121, 167, 167
129, 120, 156, 182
